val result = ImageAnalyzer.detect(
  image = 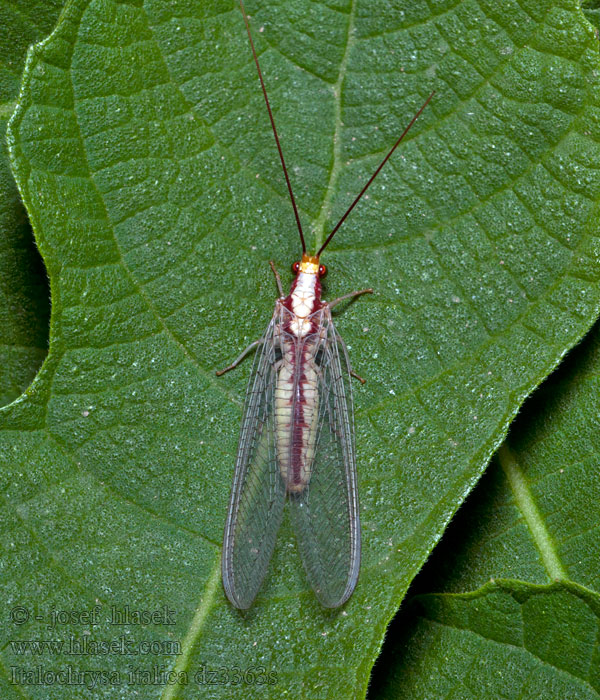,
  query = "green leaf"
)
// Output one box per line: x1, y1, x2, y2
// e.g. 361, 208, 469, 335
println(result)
370, 279, 600, 697
584, 9, 600, 32
583, 0, 600, 33
4, 0, 600, 697
0, 1, 62, 406
402, 318, 600, 599
372, 581, 600, 699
